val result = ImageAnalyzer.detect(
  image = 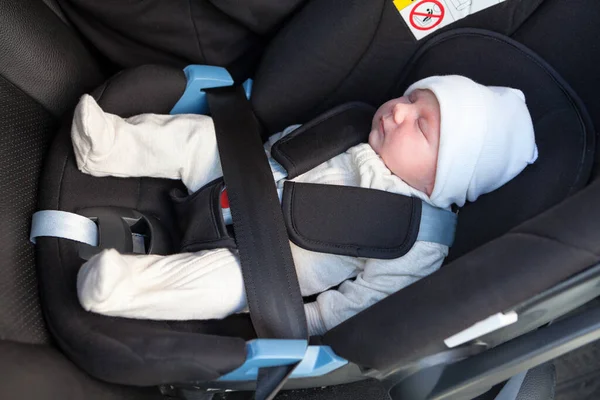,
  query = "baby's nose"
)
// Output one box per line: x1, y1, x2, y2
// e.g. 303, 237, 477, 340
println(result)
392, 103, 413, 125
